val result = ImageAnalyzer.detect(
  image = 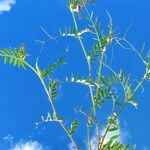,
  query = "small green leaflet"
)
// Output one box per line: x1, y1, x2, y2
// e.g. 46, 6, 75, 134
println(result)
41, 60, 65, 78
108, 119, 118, 127
69, 119, 79, 135
108, 127, 119, 132
49, 80, 59, 101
